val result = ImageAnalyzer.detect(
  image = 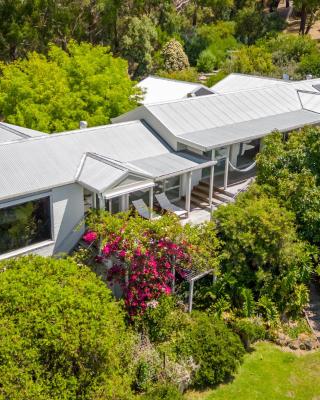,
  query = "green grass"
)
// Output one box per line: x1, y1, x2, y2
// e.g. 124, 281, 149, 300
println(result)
185, 342, 320, 400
